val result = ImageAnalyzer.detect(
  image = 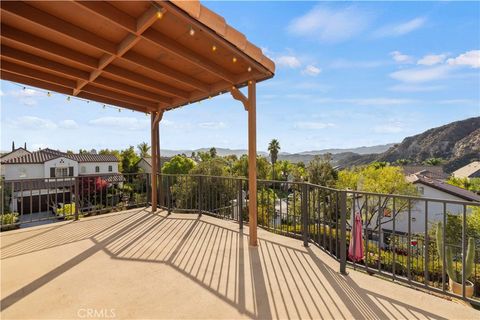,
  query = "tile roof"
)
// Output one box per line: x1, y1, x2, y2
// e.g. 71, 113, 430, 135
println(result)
400, 165, 448, 180
408, 174, 480, 202
1, 148, 118, 164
